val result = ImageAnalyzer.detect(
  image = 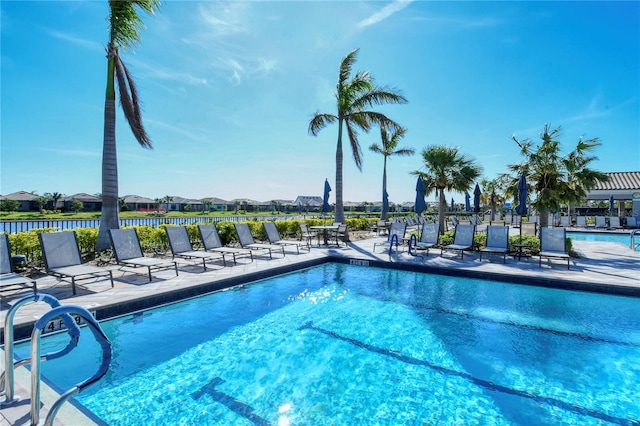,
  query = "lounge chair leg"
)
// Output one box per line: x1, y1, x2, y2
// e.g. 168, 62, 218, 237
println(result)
72, 277, 77, 295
